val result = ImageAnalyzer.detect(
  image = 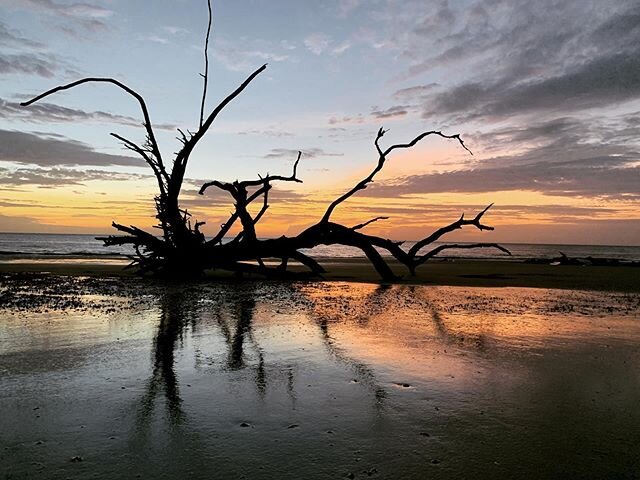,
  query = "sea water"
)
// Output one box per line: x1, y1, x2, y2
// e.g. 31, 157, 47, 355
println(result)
0, 232, 639, 261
